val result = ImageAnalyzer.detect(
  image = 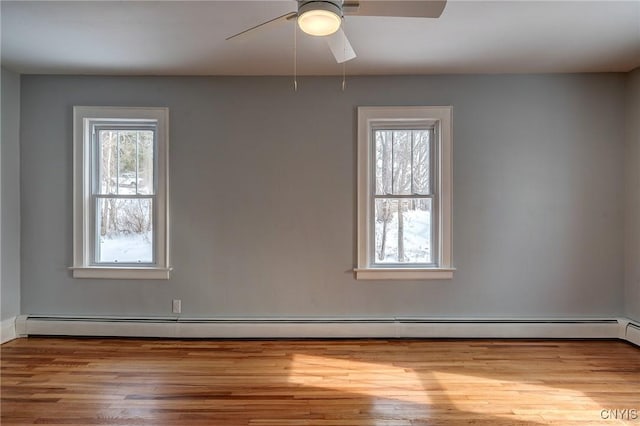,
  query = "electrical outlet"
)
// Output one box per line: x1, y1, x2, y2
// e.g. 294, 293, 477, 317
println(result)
172, 299, 181, 314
